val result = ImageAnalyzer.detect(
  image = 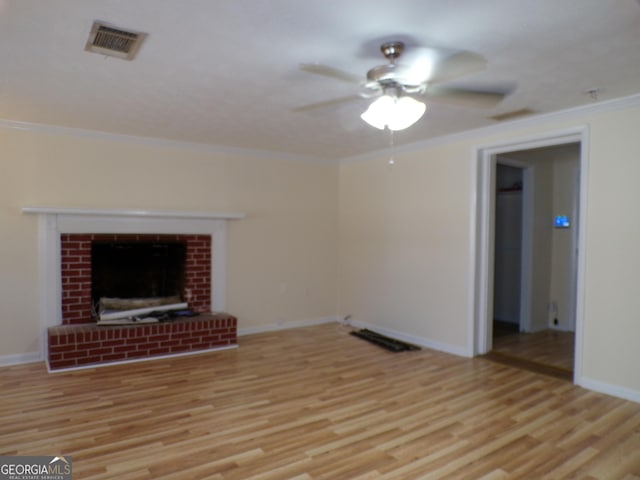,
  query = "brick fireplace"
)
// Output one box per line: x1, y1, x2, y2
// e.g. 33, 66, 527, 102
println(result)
60, 233, 211, 325
23, 207, 244, 371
